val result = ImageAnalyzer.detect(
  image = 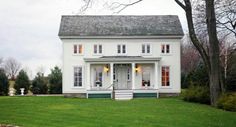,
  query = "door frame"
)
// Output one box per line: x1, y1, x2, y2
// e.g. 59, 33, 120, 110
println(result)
114, 64, 131, 90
